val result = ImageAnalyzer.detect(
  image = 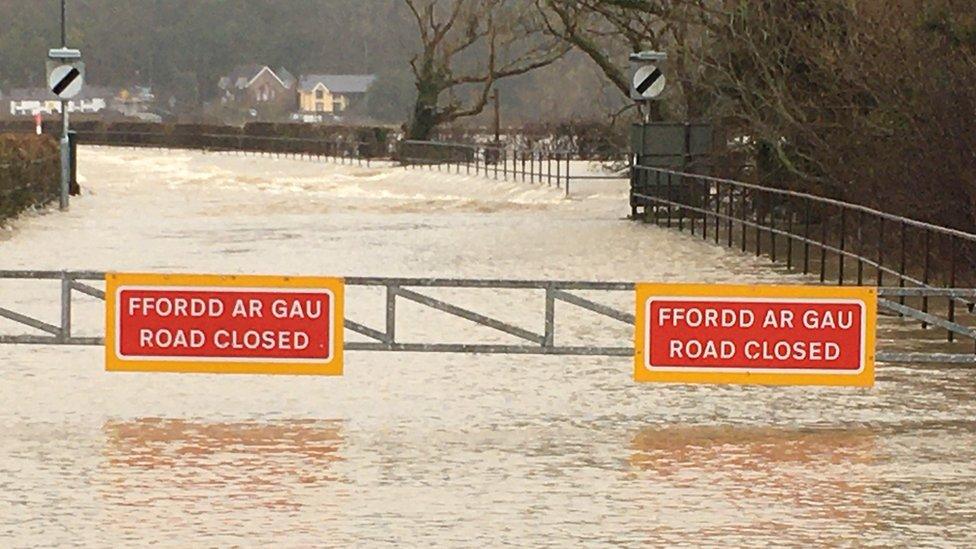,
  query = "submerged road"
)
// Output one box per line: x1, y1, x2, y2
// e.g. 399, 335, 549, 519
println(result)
1, 147, 974, 545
